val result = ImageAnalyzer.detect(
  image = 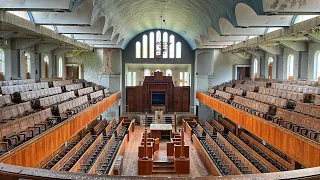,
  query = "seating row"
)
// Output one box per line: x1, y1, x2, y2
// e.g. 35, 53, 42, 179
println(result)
104, 88, 111, 97
52, 80, 73, 87
232, 96, 271, 118
258, 87, 308, 103
294, 102, 320, 118
65, 83, 83, 92
245, 81, 267, 88
315, 95, 320, 106
57, 96, 90, 119
213, 90, 232, 102
20, 87, 62, 102
38, 91, 76, 109
1, 82, 49, 95
40, 78, 63, 82
274, 108, 319, 142
254, 78, 278, 83
0, 79, 35, 87
271, 83, 320, 94
234, 84, 256, 92
232, 80, 244, 85
76, 87, 93, 97
283, 80, 318, 86
246, 91, 288, 108
225, 87, 244, 96
89, 90, 104, 103
0, 108, 57, 152
0, 95, 13, 108
0, 102, 35, 122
